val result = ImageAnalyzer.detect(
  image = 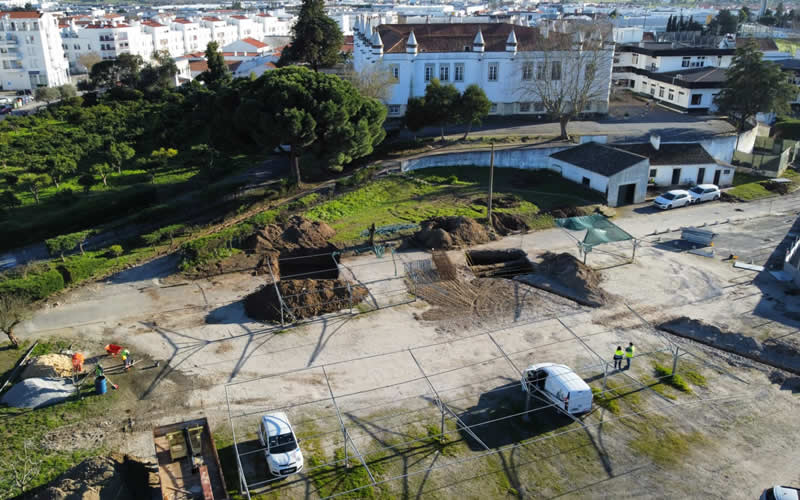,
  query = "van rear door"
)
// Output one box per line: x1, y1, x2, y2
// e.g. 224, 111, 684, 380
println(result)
566, 389, 592, 414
